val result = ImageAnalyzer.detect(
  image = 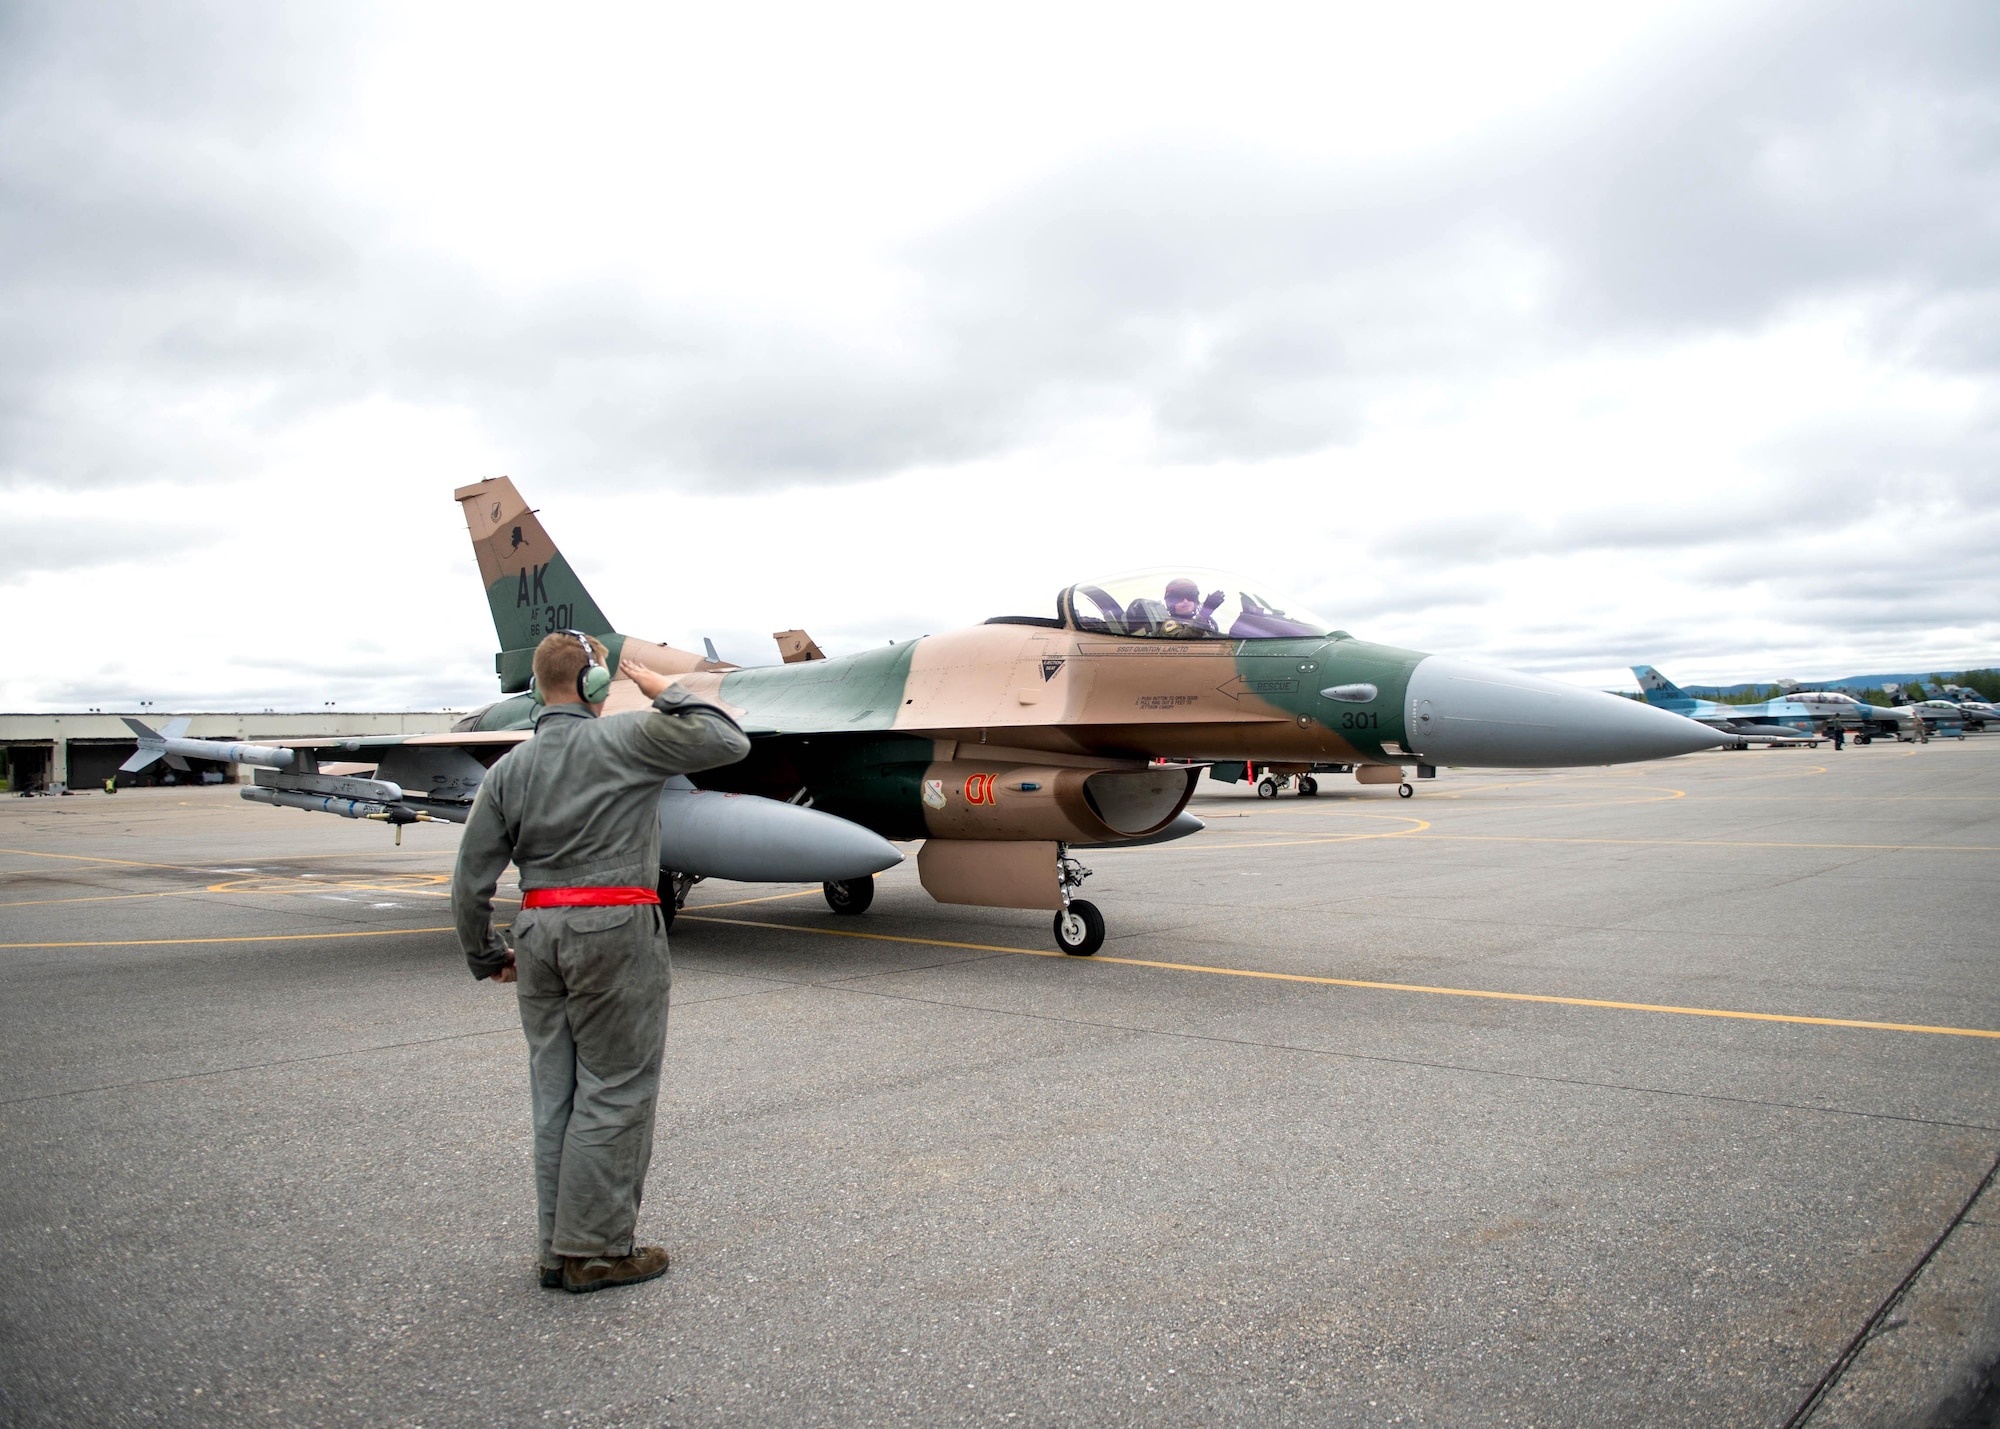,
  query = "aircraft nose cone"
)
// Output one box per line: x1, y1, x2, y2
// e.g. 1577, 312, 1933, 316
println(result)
1405, 656, 1729, 767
